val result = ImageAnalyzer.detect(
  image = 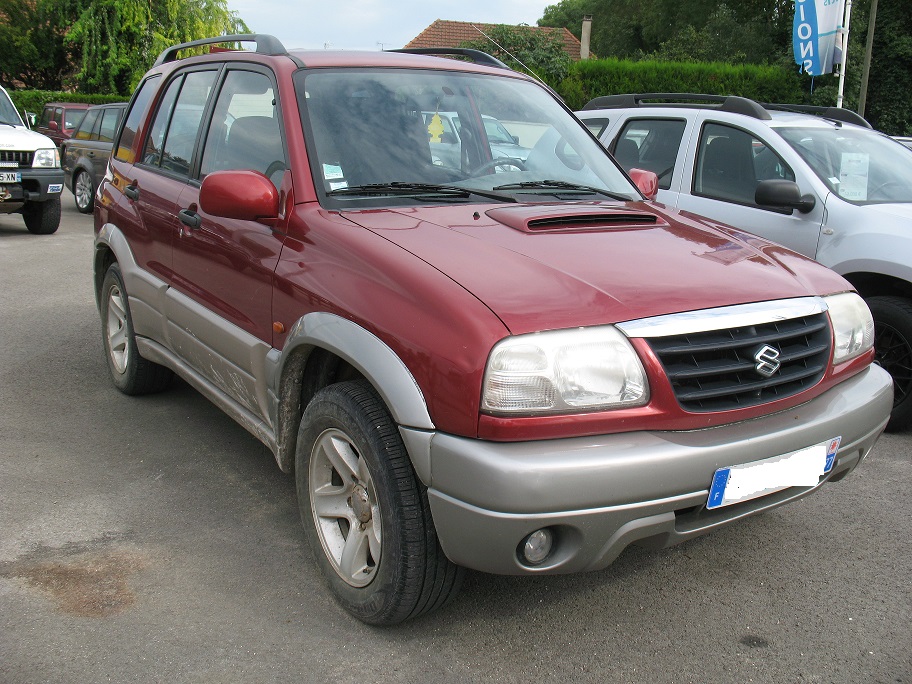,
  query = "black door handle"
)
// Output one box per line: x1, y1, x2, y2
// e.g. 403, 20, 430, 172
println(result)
179, 208, 201, 229
124, 184, 139, 201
